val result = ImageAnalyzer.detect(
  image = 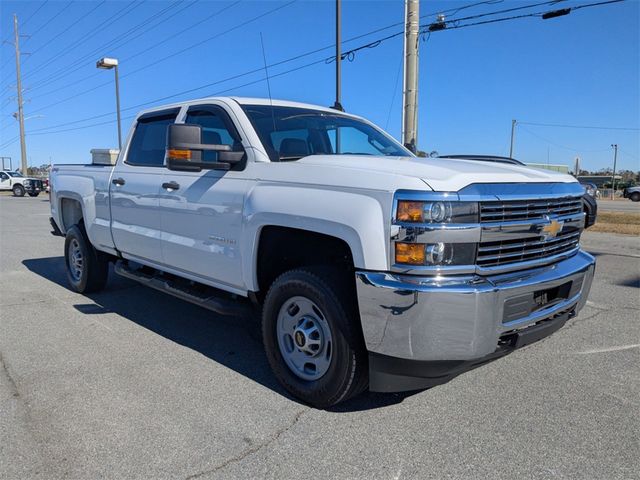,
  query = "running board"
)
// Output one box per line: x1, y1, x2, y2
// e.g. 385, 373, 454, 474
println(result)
114, 261, 252, 317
